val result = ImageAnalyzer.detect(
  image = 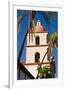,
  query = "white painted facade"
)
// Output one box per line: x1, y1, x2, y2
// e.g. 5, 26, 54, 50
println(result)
24, 21, 50, 78
26, 46, 49, 63
27, 32, 48, 46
